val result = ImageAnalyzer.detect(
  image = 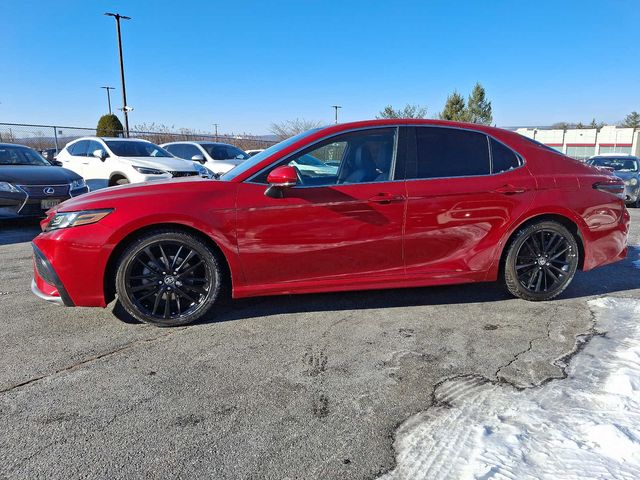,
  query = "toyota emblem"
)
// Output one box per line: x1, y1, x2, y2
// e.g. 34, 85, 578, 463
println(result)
43, 187, 55, 195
